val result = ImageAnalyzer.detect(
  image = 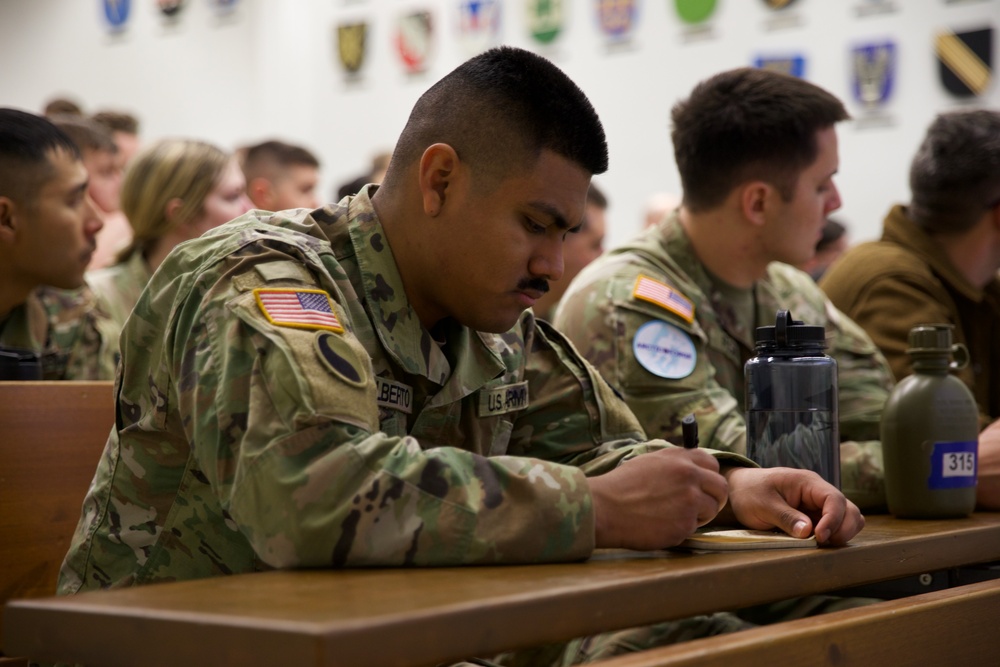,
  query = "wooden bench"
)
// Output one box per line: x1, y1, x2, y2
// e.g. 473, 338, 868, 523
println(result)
0, 381, 114, 662
5, 384, 1000, 667
587, 576, 1000, 666
7, 514, 1000, 667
